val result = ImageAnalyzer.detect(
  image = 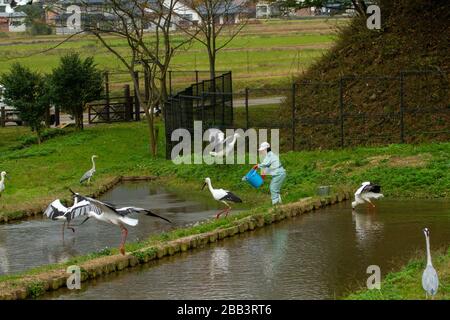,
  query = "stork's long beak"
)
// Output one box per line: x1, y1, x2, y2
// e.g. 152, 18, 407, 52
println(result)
201, 182, 207, 190
68, 188, 76, 195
